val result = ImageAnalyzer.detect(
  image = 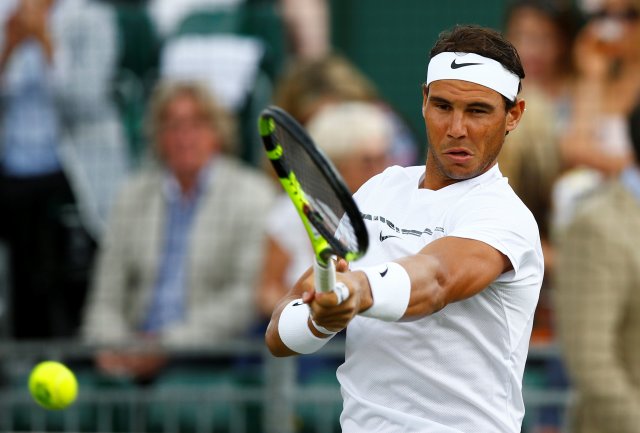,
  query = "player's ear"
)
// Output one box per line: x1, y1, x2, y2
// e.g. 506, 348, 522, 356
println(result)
422, 84, 429, 119
505, 98, 525, 134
